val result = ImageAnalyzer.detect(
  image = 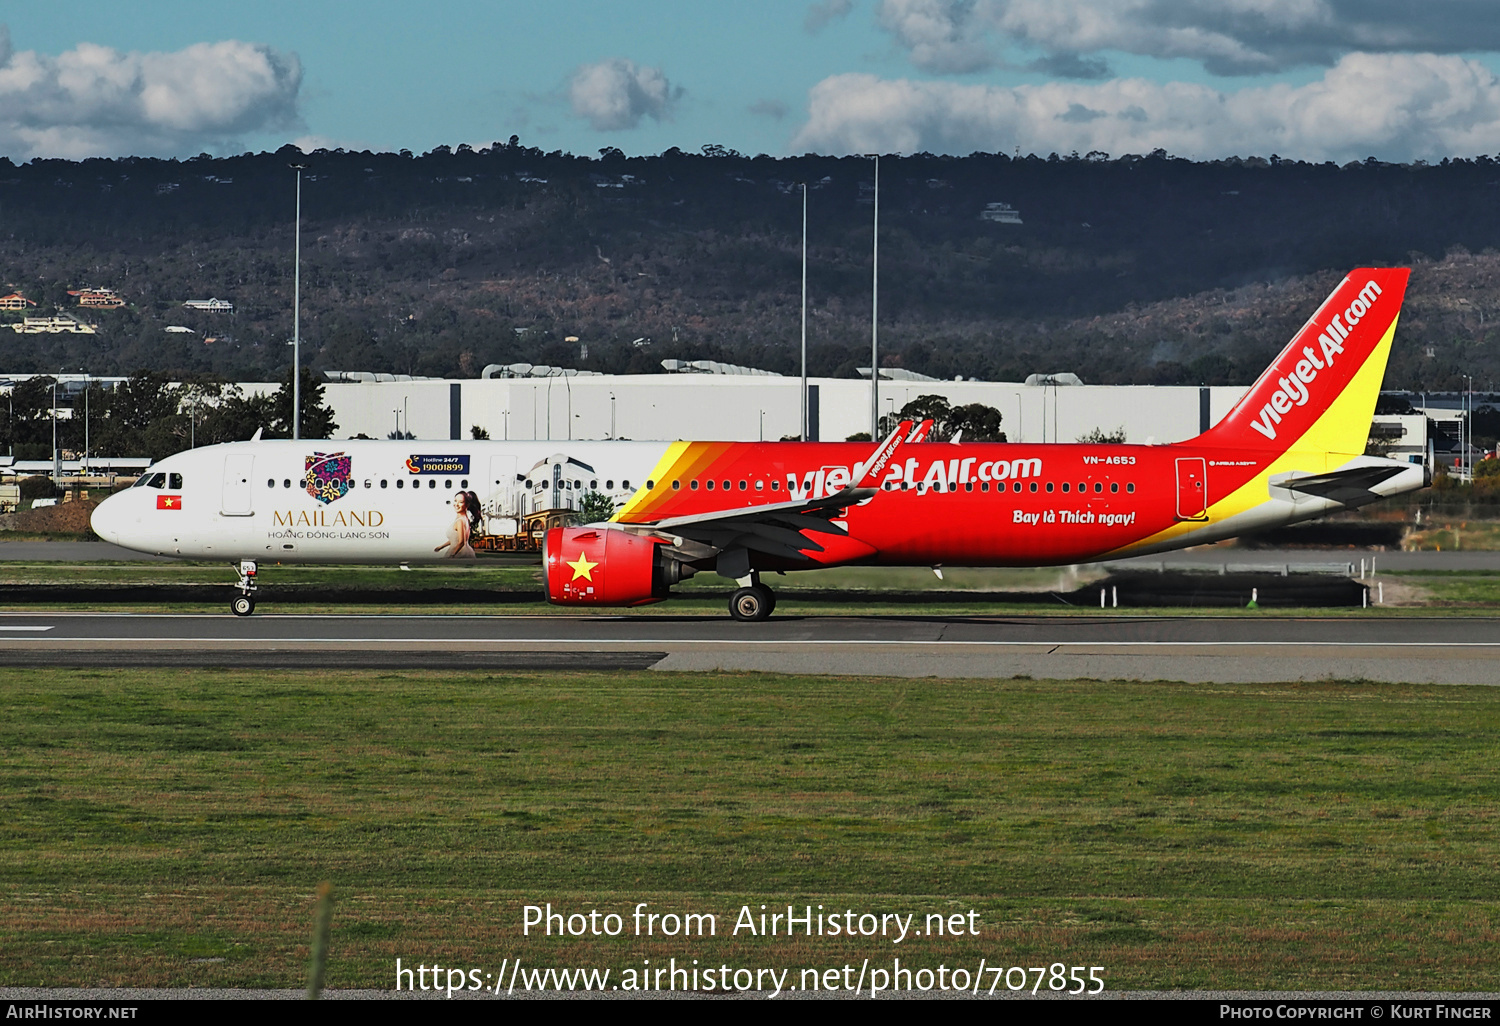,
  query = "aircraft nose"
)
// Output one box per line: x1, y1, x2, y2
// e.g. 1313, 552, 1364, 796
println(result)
90, 491, 125, 545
